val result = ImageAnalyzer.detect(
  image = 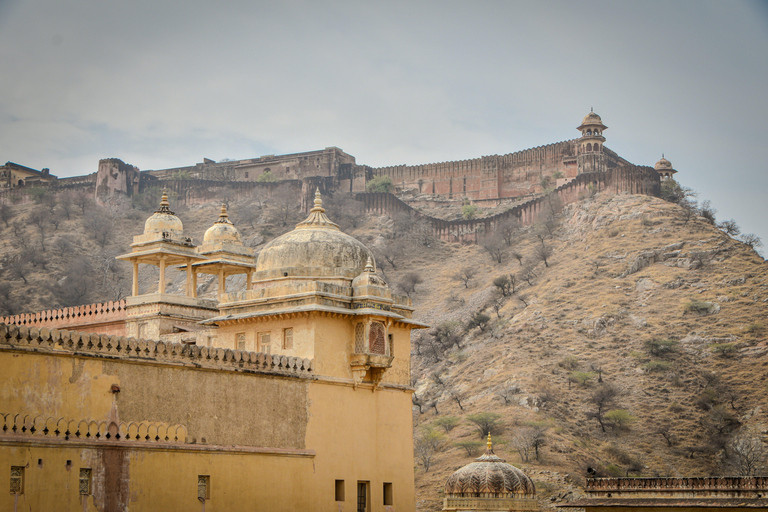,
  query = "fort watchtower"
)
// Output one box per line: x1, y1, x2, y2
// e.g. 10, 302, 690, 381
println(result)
577, 108, 608, 174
